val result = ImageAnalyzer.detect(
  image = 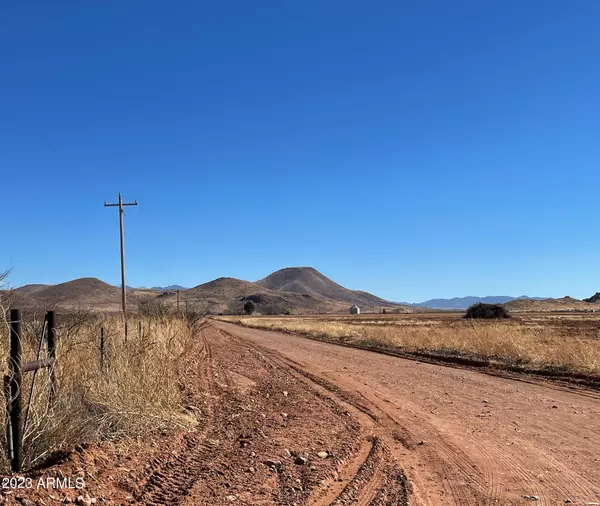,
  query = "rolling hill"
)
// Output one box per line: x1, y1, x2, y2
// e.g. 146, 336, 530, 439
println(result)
13, 277, 148, 310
